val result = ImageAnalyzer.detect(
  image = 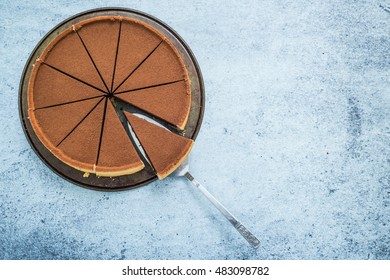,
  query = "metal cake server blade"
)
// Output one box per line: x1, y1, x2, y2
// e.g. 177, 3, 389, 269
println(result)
171, 157, 261, 249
